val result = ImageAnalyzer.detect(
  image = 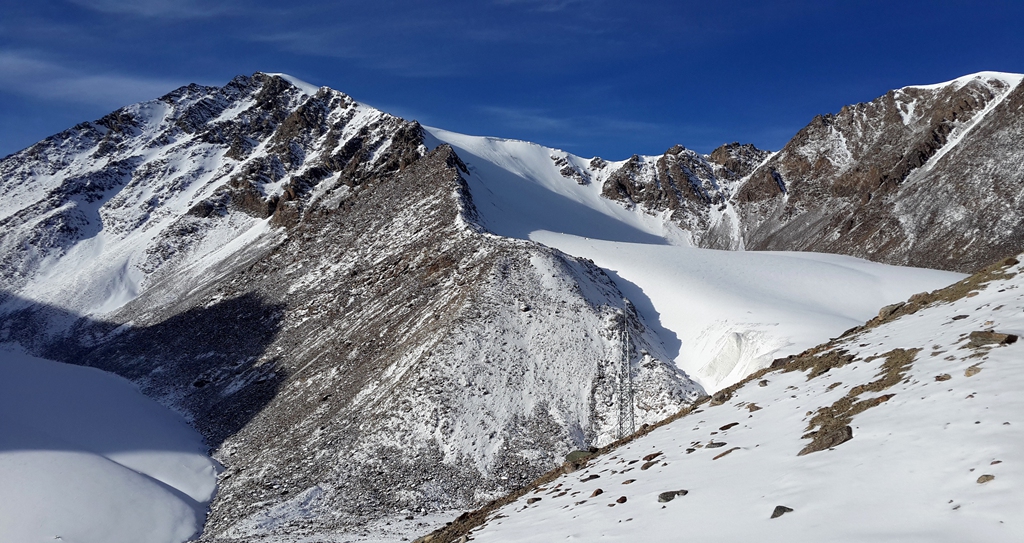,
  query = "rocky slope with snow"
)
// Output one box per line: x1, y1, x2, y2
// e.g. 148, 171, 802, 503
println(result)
0, 70, 1021, 542
428, 255, 1024, 543
0, 73, 700, 541
736, 72, 1024, 272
